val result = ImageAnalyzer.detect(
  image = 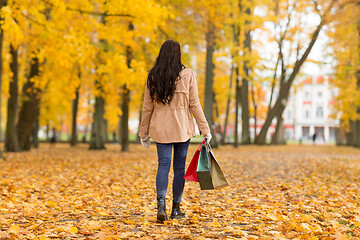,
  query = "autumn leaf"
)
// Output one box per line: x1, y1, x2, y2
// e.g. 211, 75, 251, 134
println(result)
69, 227, 78, 234
7, 224, 20, 234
